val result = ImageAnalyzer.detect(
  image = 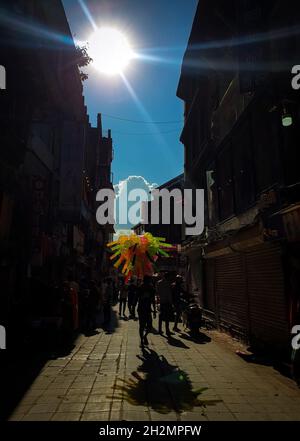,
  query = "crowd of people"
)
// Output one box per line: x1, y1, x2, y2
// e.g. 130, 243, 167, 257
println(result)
59, 274, 117, 340
24, 270, 190, 351
115, 272, 189, 348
